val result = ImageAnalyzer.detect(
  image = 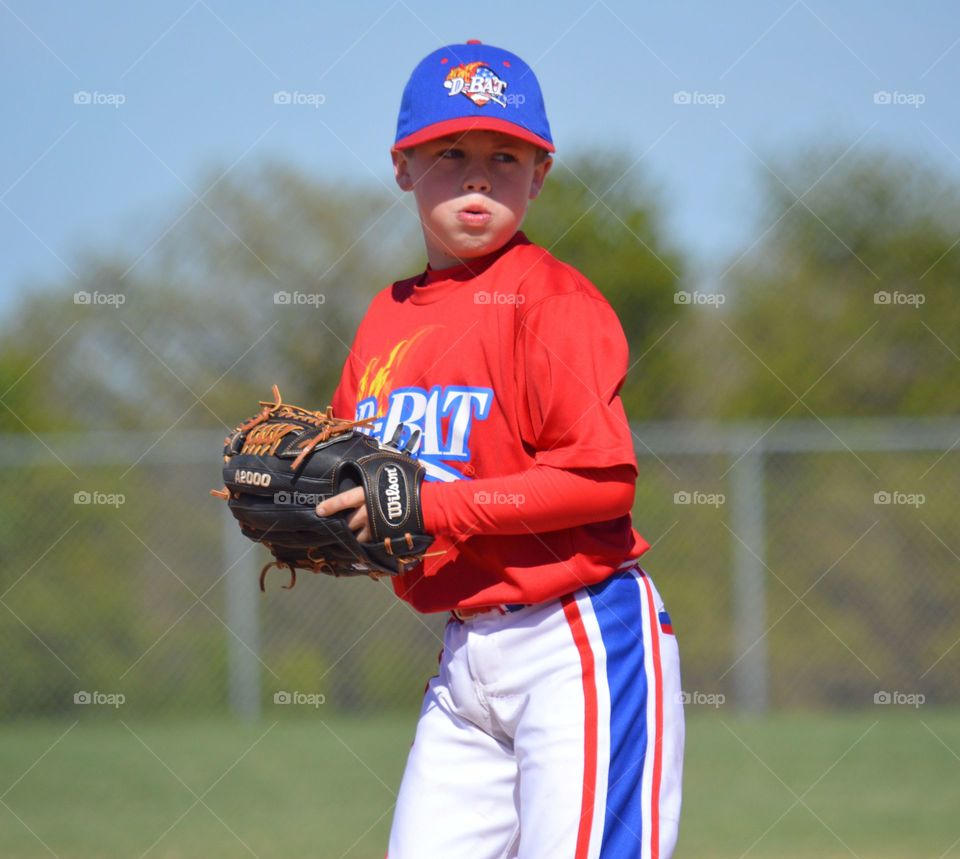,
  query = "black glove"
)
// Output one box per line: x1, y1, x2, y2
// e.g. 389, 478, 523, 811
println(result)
212, 386, 435, 590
